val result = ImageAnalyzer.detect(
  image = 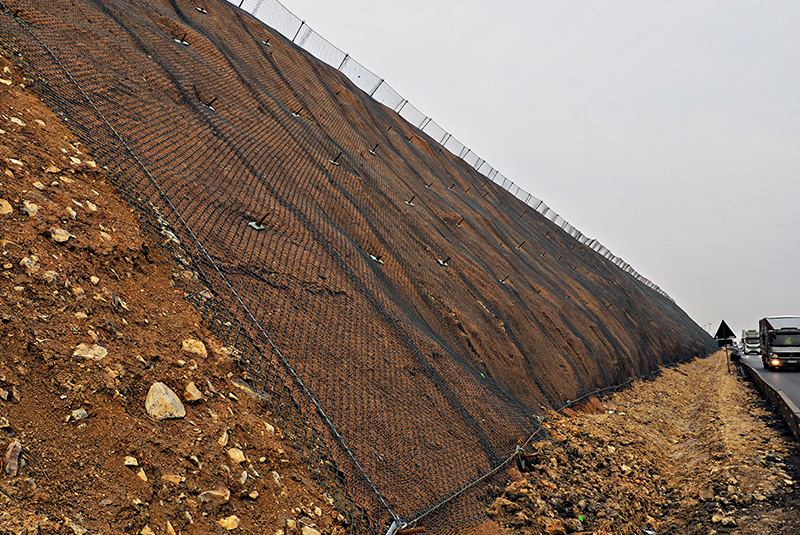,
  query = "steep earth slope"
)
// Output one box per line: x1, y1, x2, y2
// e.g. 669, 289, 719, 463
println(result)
0, 53, 343, 535
0, 1, 714, 531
